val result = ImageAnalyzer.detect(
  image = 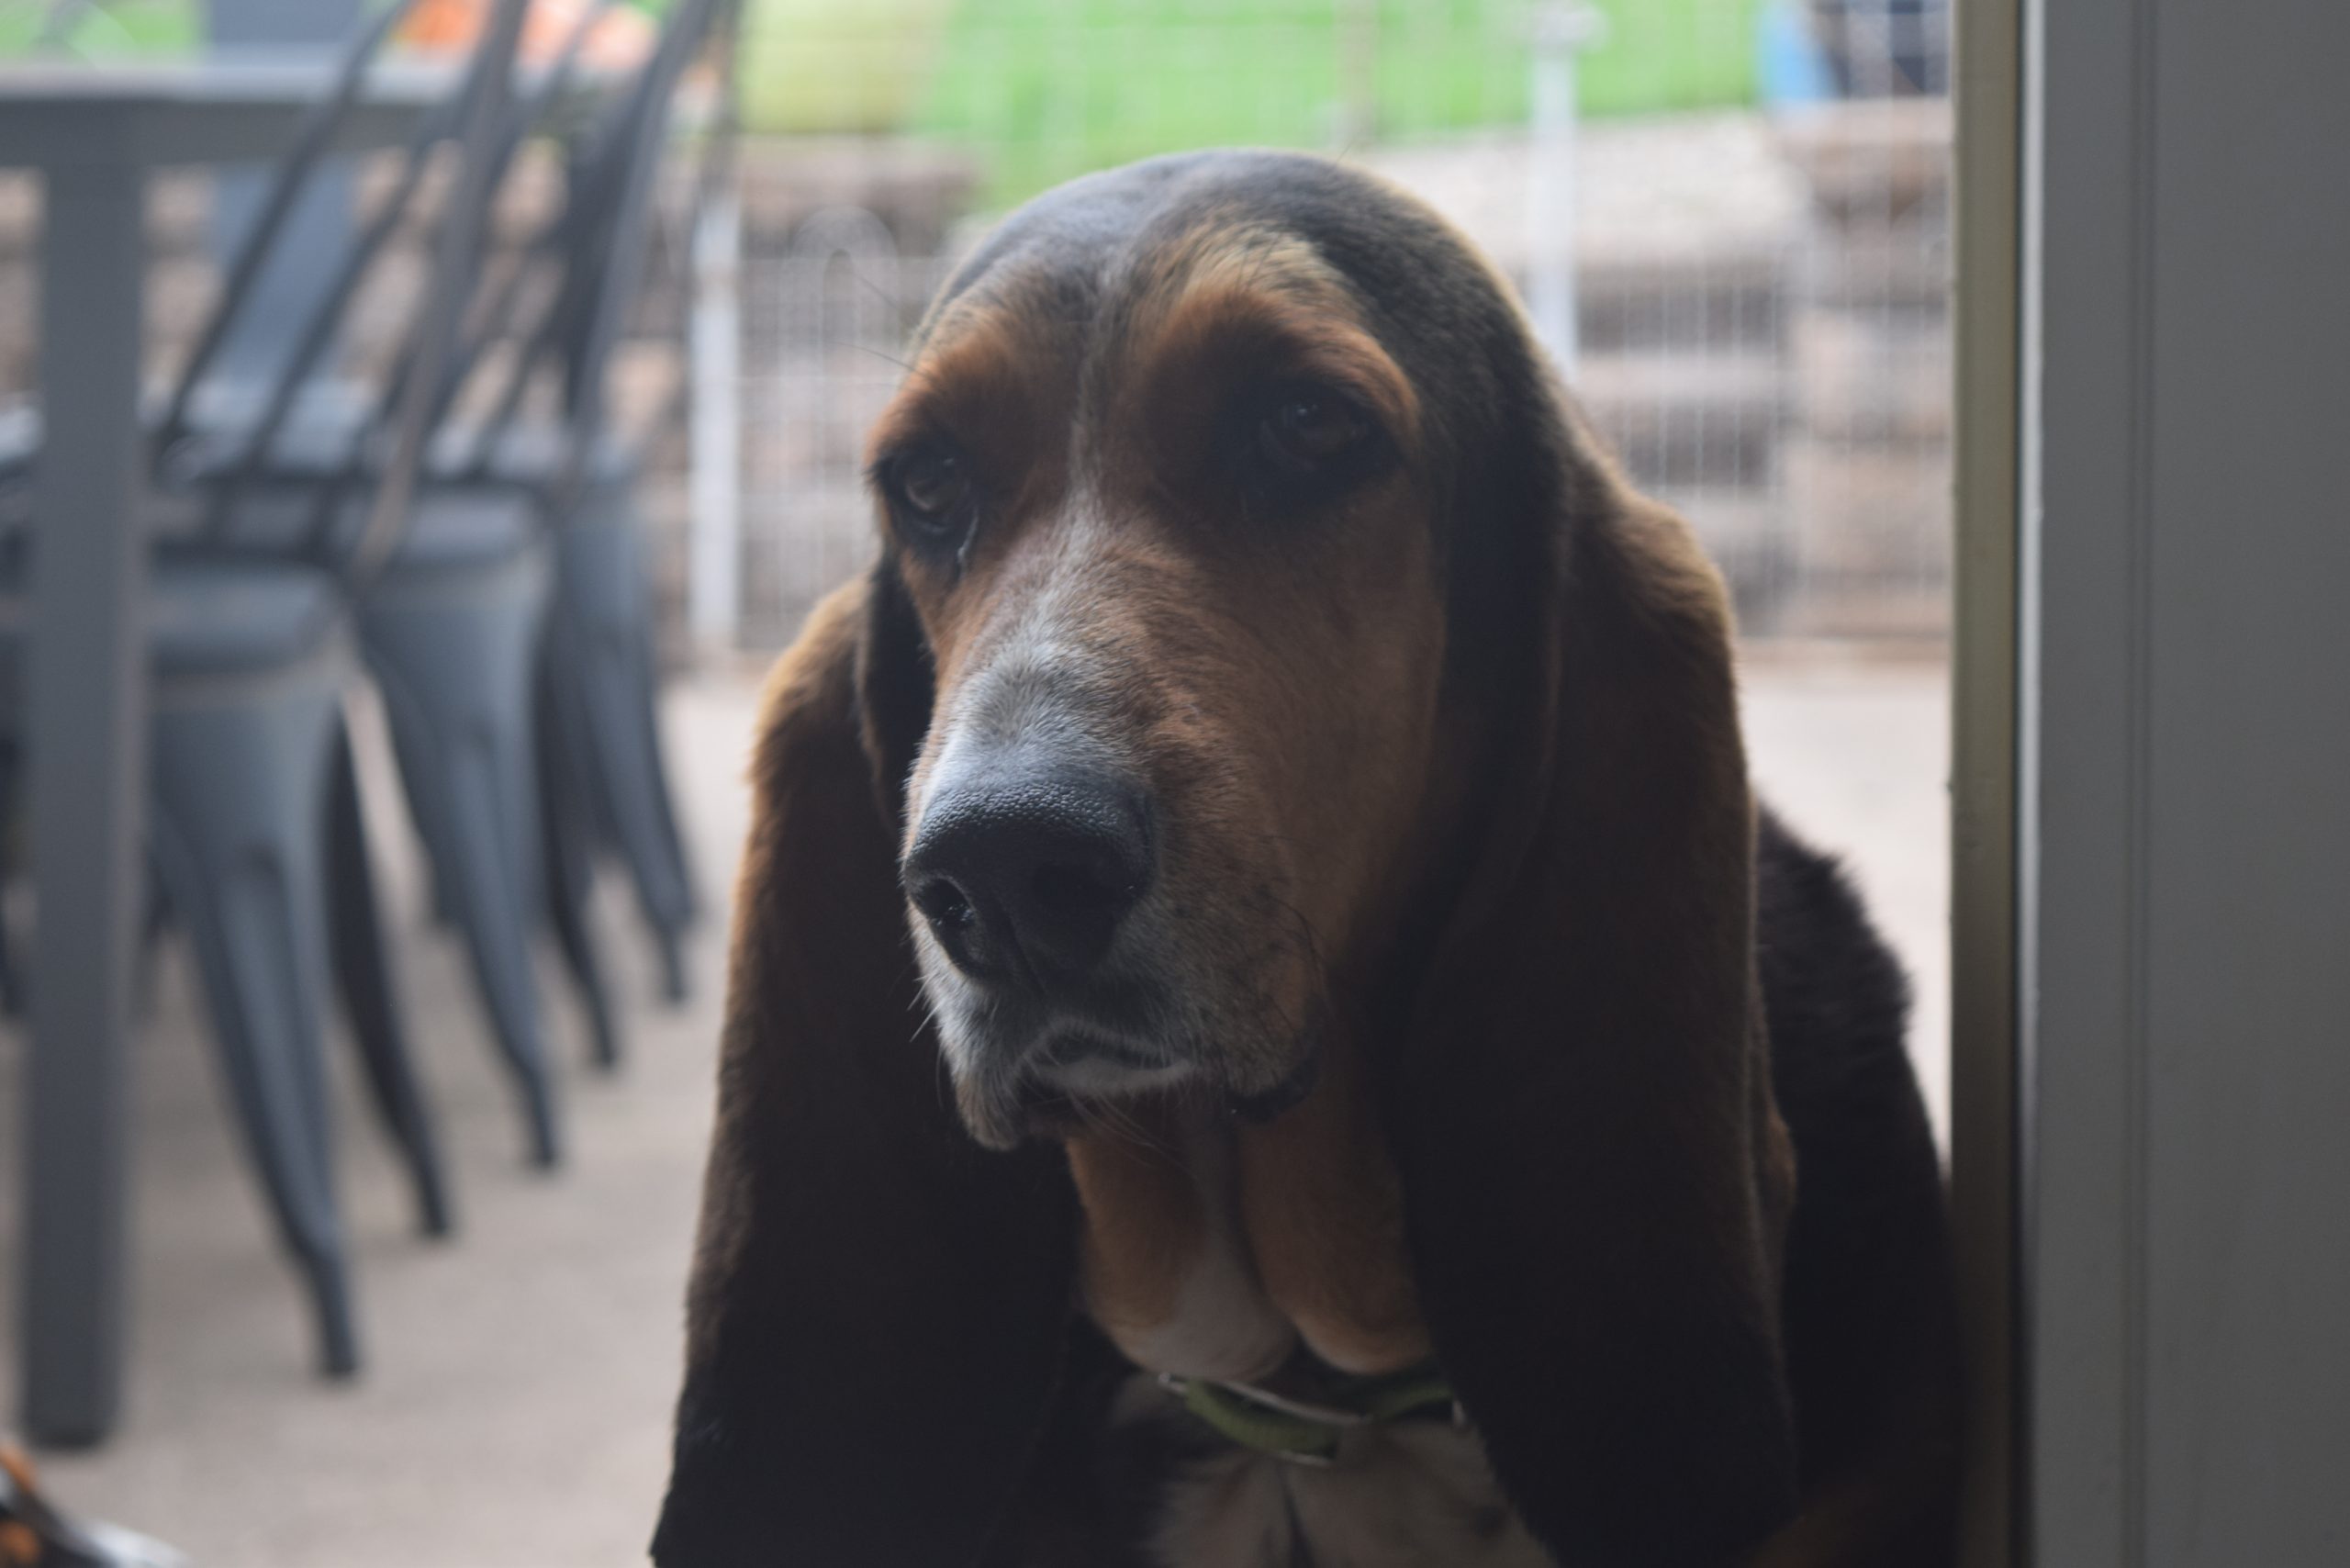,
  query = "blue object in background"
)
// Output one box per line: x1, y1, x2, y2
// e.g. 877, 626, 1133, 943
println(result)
1757, 0, 1834, 106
